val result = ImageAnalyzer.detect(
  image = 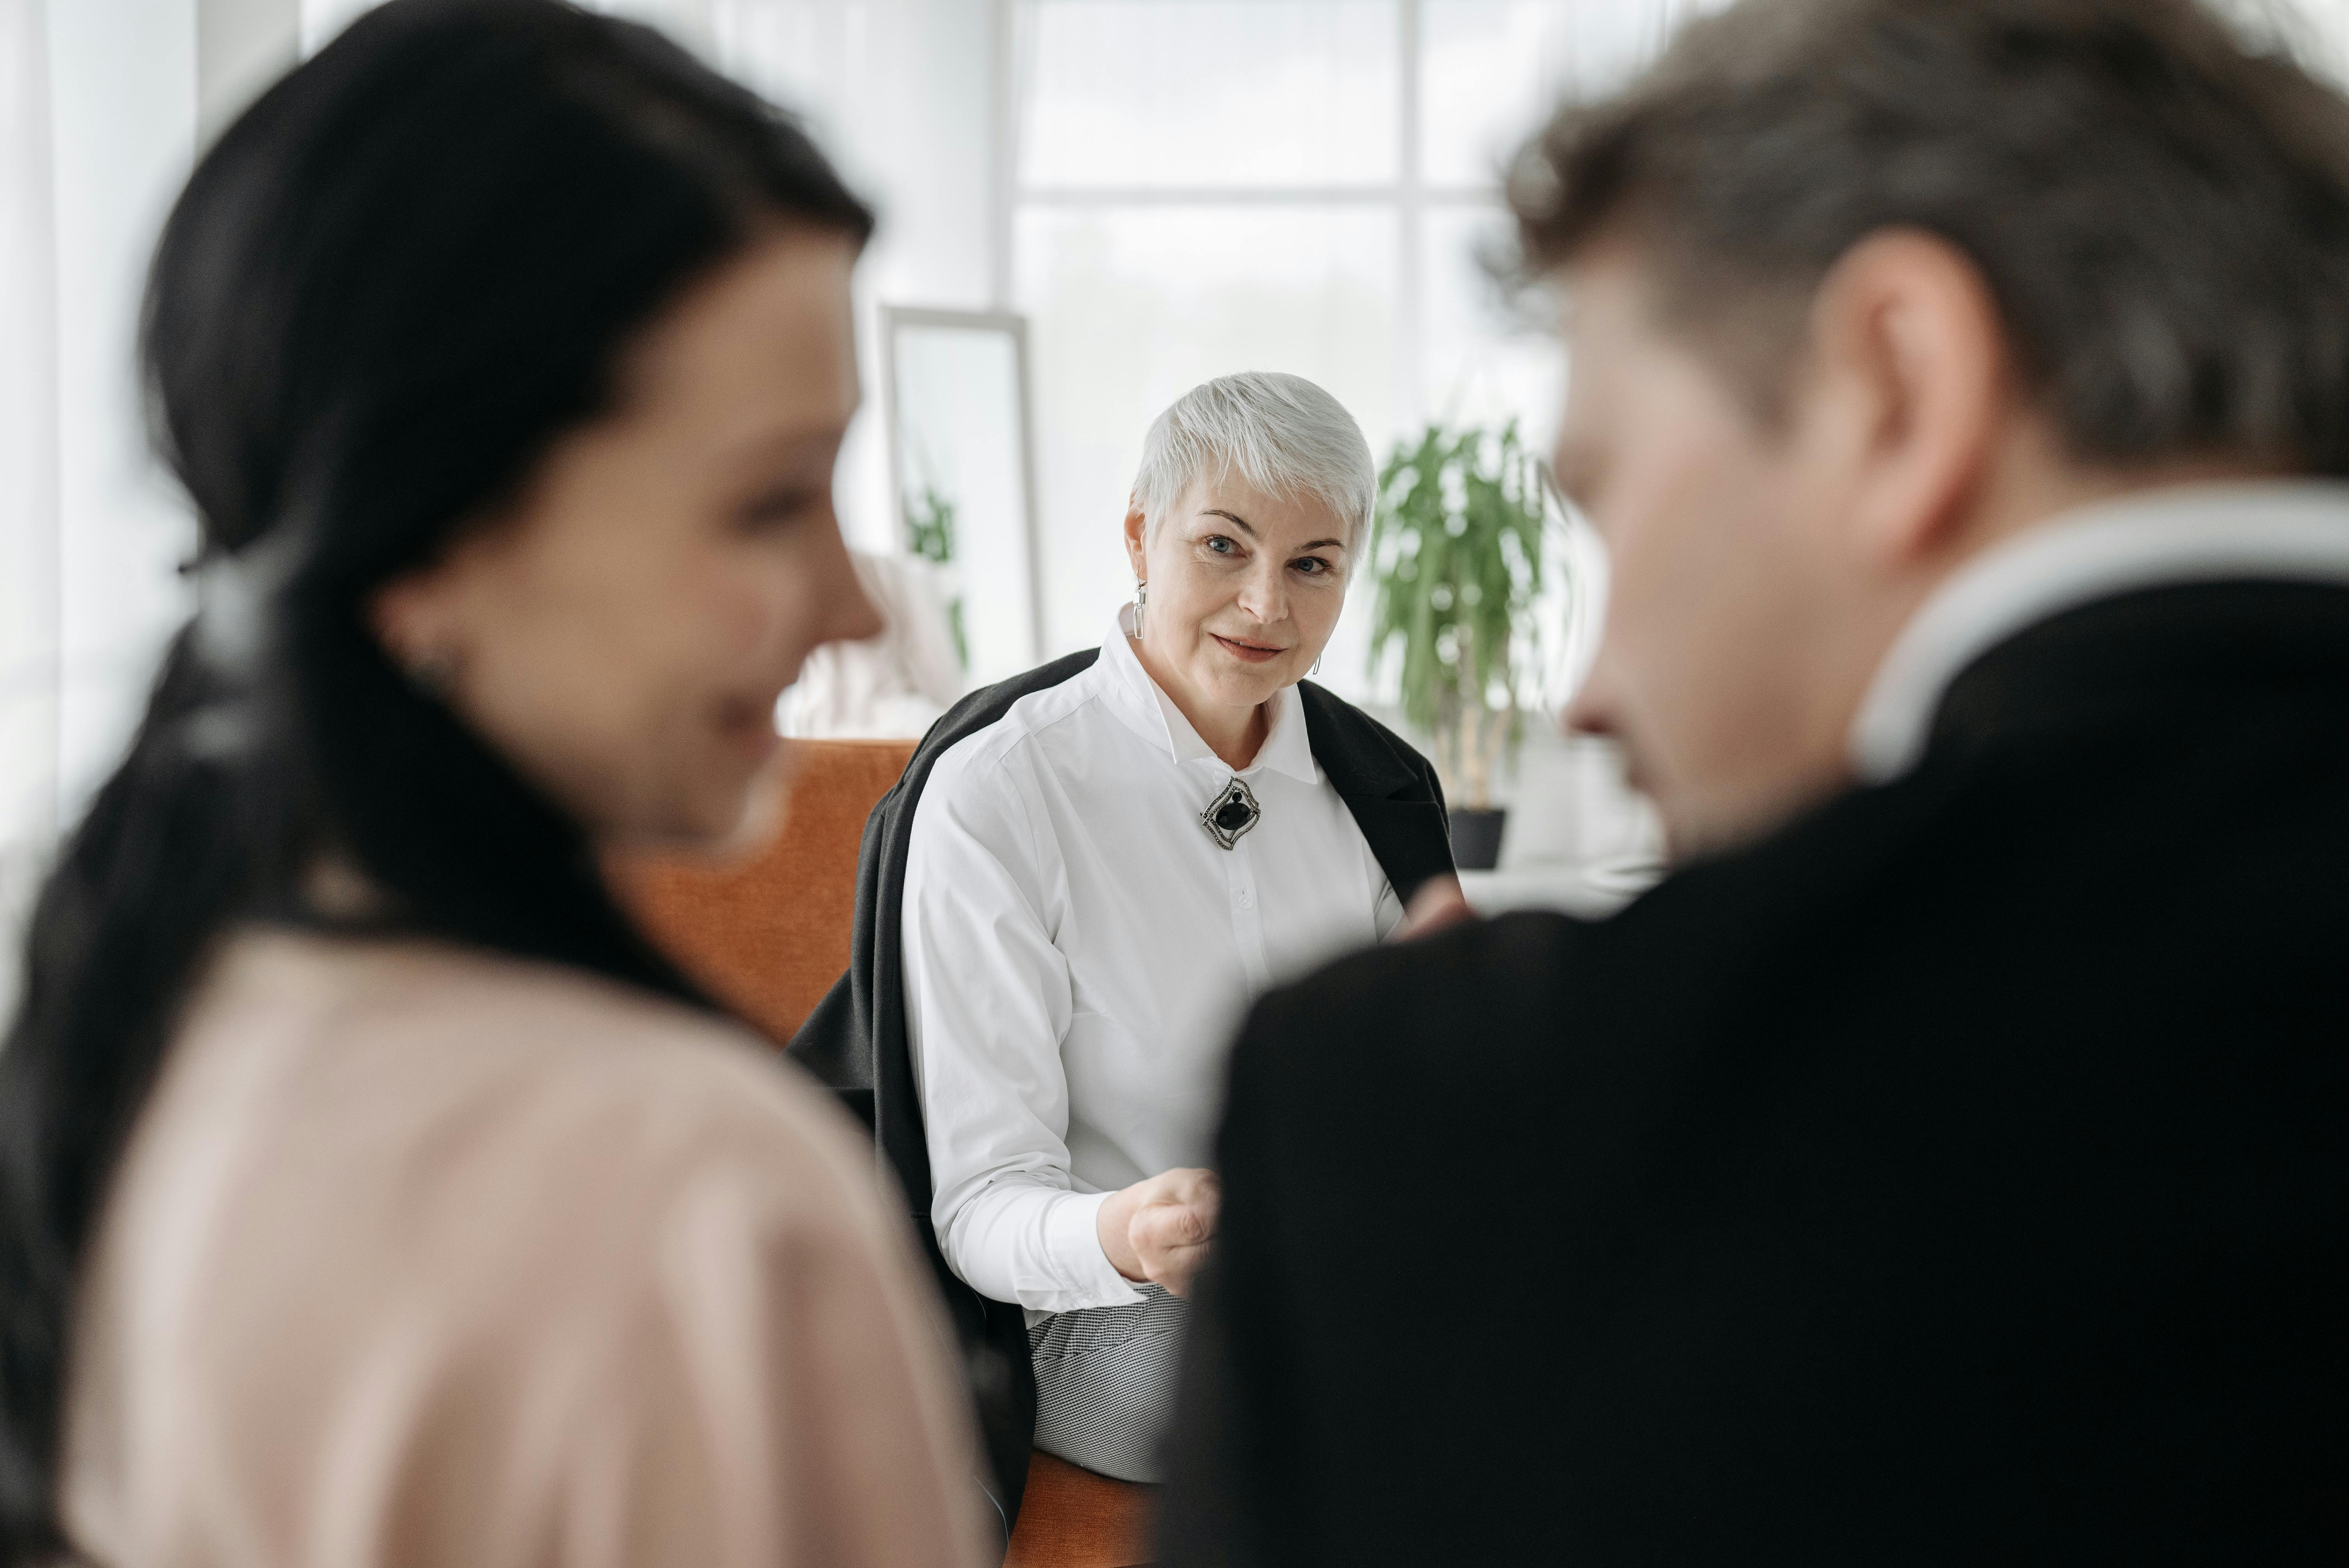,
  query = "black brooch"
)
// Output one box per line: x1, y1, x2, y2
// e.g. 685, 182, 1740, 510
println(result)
1200, 775, 1262, 851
